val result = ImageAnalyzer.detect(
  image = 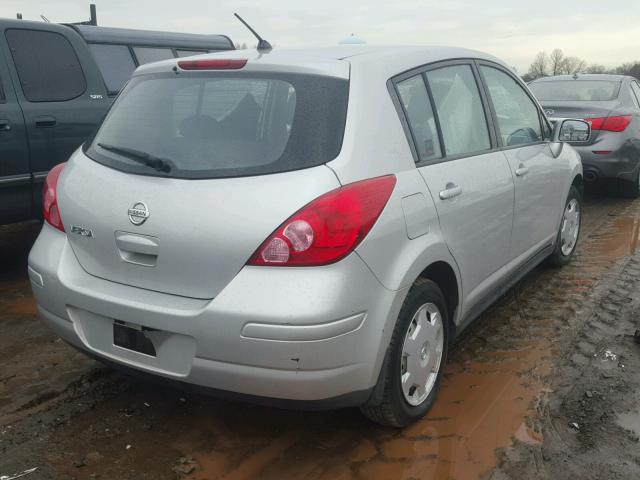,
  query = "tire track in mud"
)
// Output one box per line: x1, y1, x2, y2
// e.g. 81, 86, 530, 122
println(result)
496, 225, 640, 479
1, 195, 640, 480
